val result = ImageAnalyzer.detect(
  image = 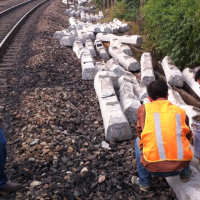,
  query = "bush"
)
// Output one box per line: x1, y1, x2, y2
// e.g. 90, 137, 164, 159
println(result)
113, 0, 140, 21
143, 0, 200, 69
